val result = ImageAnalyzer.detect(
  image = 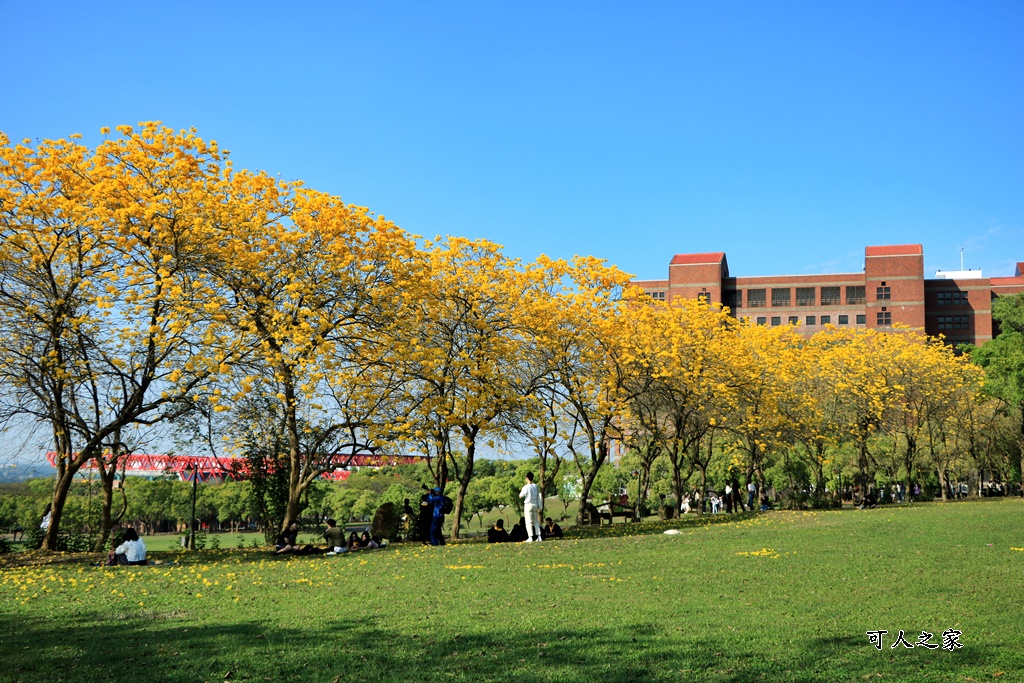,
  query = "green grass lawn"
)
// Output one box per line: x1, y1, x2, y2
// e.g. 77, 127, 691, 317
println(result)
2, 498, 1022, 682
